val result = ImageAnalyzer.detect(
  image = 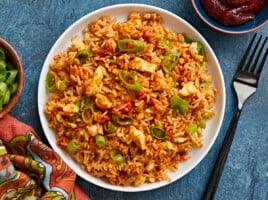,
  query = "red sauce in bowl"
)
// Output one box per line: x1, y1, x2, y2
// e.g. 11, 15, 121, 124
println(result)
201, 0, 268, 26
